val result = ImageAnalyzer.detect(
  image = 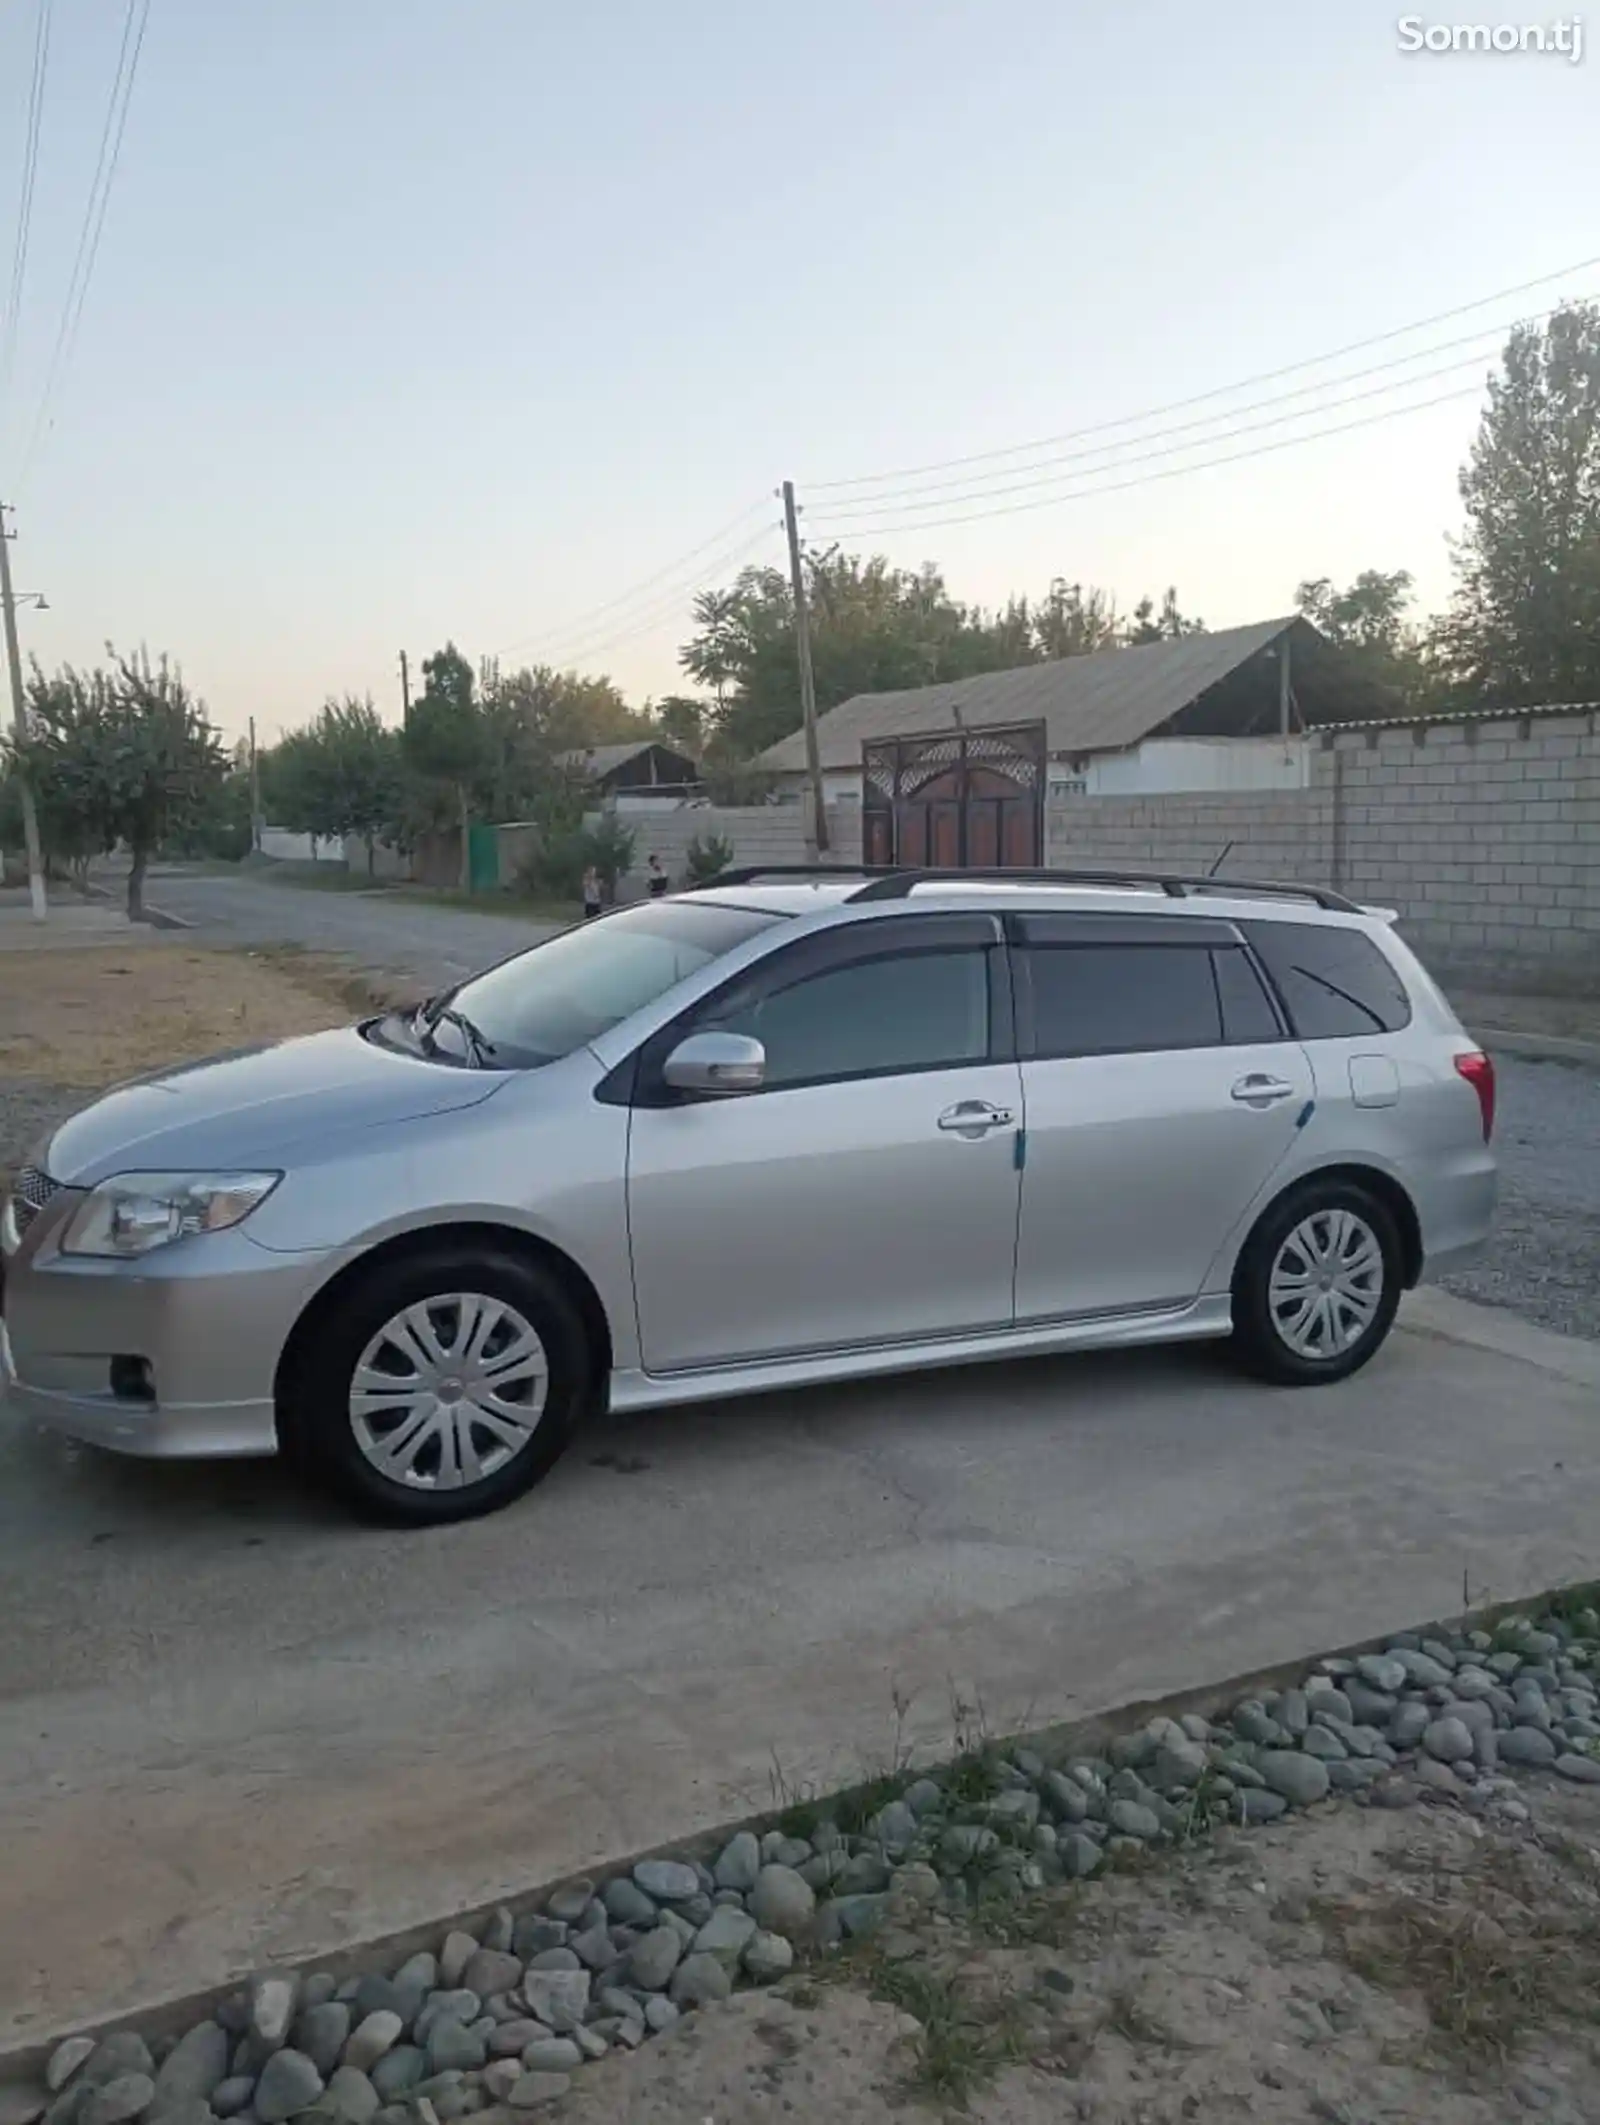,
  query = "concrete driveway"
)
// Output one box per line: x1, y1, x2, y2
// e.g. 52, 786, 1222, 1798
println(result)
3, 1289, 1597, 2048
